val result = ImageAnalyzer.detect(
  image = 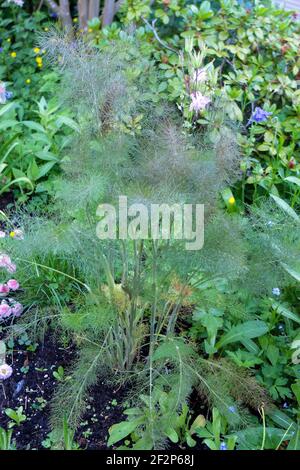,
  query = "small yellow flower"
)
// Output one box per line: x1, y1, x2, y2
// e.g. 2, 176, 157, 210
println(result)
37, 63, 43, 68
10, 52, 17, 58
35, 56, 43, 64
88, 28, 93, 33
44, 27, 49, 32
26, 78, 31, 84
9, 231, 15, 238
228, 196, 235, 205
6, 38, 11, 43
33, 47, 40, 54
73, 17, 78, 23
